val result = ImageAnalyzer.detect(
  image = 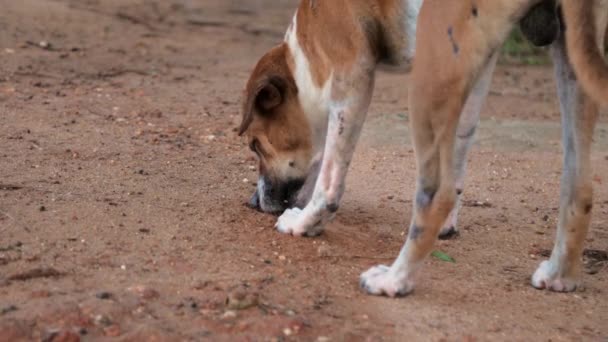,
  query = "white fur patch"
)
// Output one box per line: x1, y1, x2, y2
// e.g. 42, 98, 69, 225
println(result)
275, 207, 325, 236
285, 12, 333, 155
403, 0, 423, 60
